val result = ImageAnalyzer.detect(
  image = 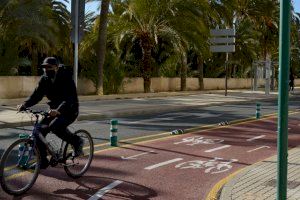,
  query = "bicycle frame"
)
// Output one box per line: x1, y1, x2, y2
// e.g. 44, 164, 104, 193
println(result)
20, 111, 66, 167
